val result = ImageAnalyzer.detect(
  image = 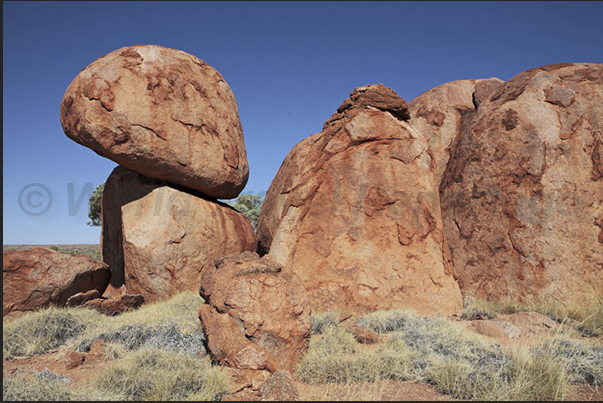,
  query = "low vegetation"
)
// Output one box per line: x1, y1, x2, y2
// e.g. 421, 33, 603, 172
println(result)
3, 291, 230, 401
225, 193, 263, 230
301, 301, 603, 401
462, 293, 603, 337
3, 292, 602, 401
